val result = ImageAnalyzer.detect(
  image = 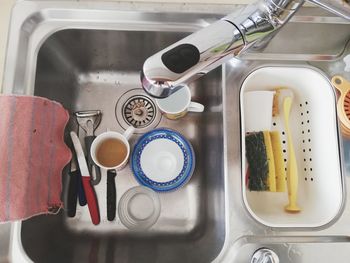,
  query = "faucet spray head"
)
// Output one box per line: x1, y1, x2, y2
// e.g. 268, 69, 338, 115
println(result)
140, 70, 185, 98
